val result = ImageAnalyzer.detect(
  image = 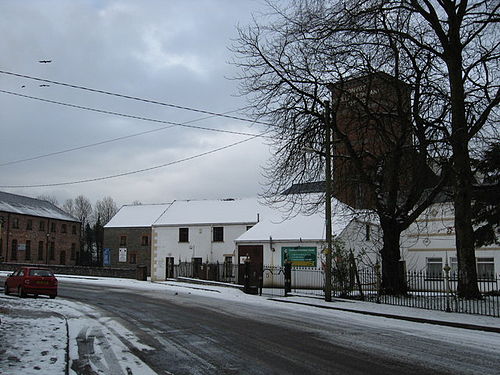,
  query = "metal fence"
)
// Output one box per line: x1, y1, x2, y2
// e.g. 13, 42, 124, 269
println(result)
170, 262, 238, 284
167, 261, 500, 317
287, 266, 500, 318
